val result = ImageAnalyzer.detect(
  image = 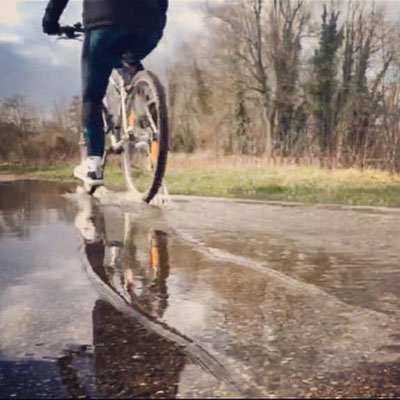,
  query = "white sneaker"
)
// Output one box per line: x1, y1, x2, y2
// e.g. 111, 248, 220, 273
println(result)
74, 195, 101, 243
74, 156, 104, 186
